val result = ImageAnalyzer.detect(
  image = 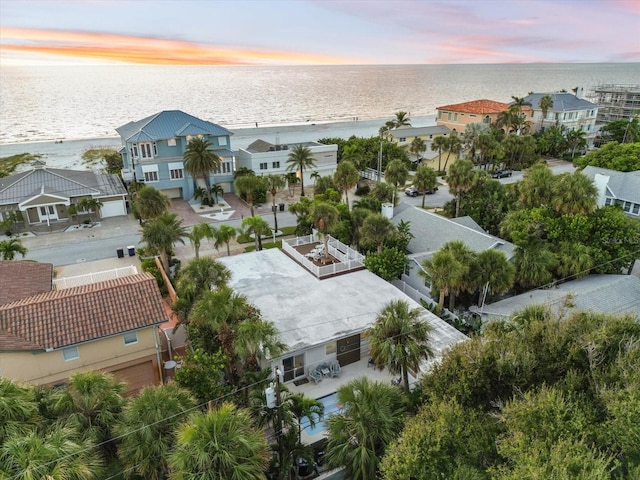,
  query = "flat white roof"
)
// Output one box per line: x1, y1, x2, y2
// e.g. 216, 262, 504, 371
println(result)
218, 249, 466, 357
